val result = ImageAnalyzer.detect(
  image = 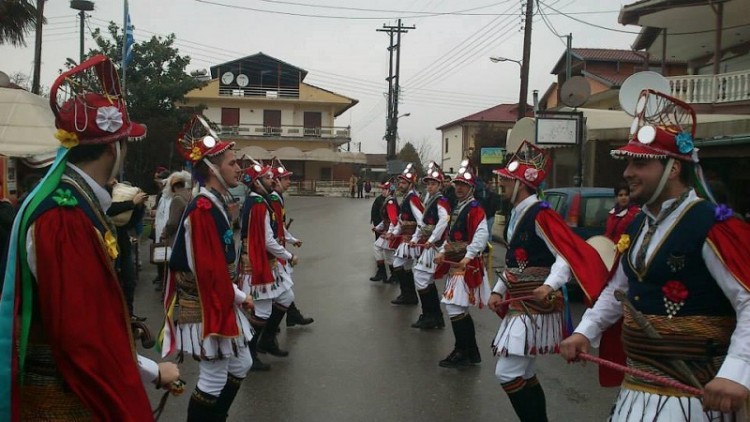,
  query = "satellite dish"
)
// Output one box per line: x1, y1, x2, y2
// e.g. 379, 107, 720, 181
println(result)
619, 71, 670, 117
560, 76, 591, 108
506, 117, 535, 153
